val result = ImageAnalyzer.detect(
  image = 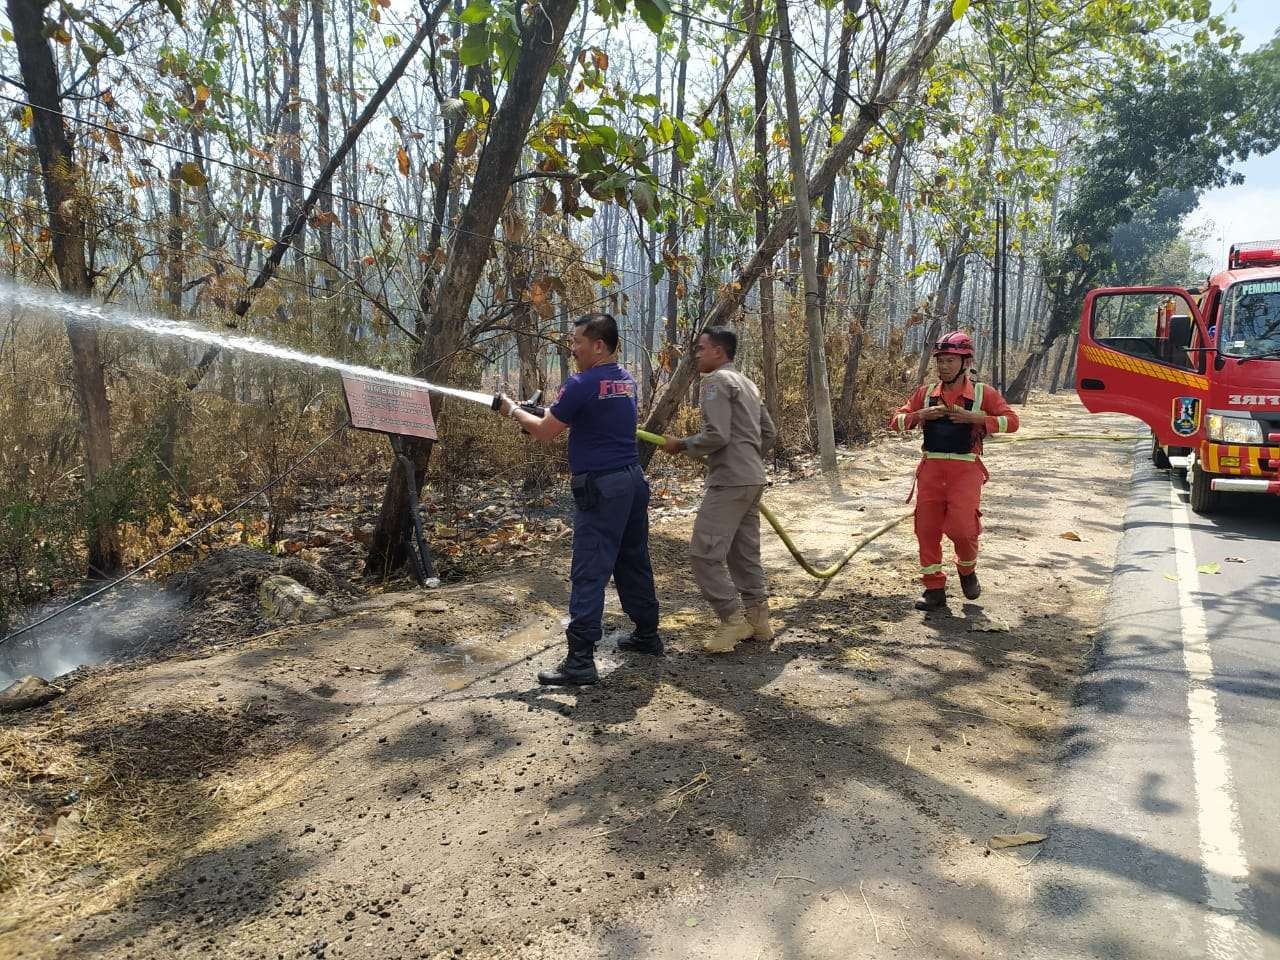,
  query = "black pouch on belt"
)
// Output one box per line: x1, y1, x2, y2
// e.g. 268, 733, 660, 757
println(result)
570, 473, 600, 511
